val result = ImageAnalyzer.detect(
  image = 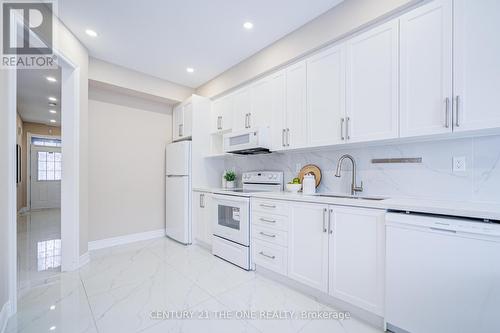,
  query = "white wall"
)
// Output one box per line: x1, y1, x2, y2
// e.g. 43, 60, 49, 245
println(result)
0, 69, 14, 319
88, 87, 172, 241
53, 17, 90, 256
197, 0, 421, 97
89, 58, 194, 103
